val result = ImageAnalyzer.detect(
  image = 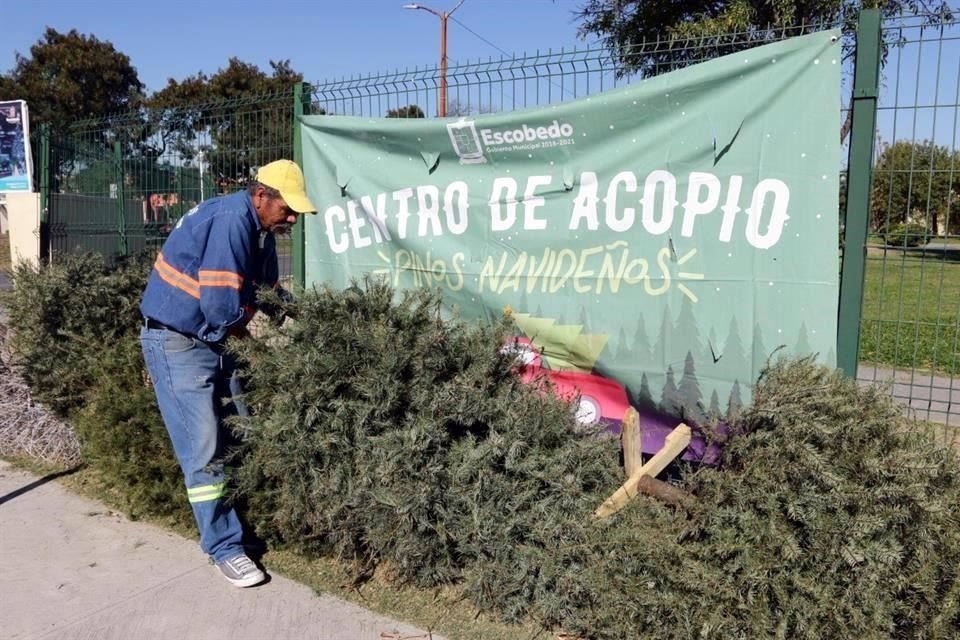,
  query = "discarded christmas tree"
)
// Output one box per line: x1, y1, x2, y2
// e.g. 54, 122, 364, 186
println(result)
228, 277, 621, 590
548, 358, 960, 639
